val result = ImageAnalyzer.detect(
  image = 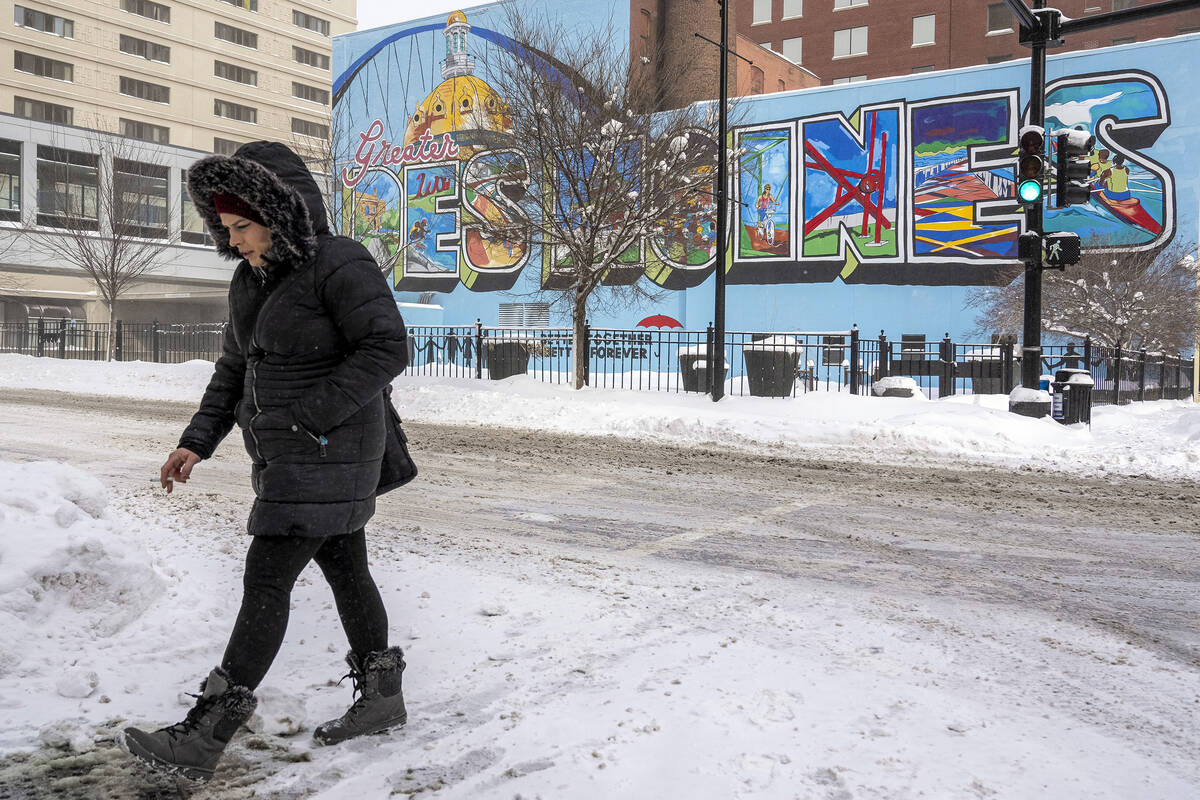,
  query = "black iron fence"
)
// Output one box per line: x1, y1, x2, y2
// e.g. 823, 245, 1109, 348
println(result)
0, 320, 225, 363
2, 319, 1193, 406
